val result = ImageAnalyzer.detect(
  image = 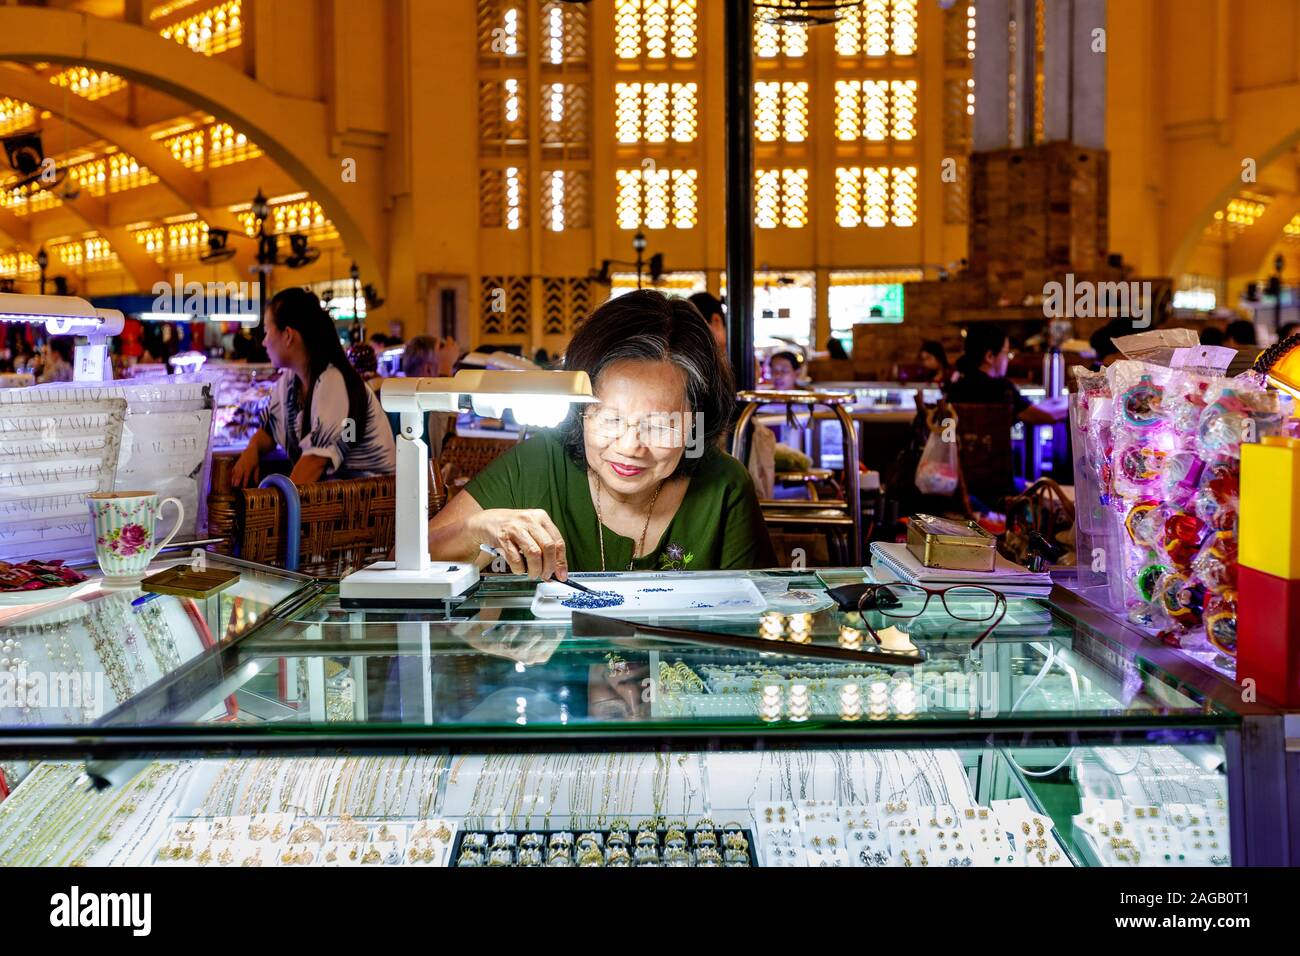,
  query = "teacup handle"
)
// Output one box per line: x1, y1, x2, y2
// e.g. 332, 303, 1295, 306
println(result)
150, 497, 186, 560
